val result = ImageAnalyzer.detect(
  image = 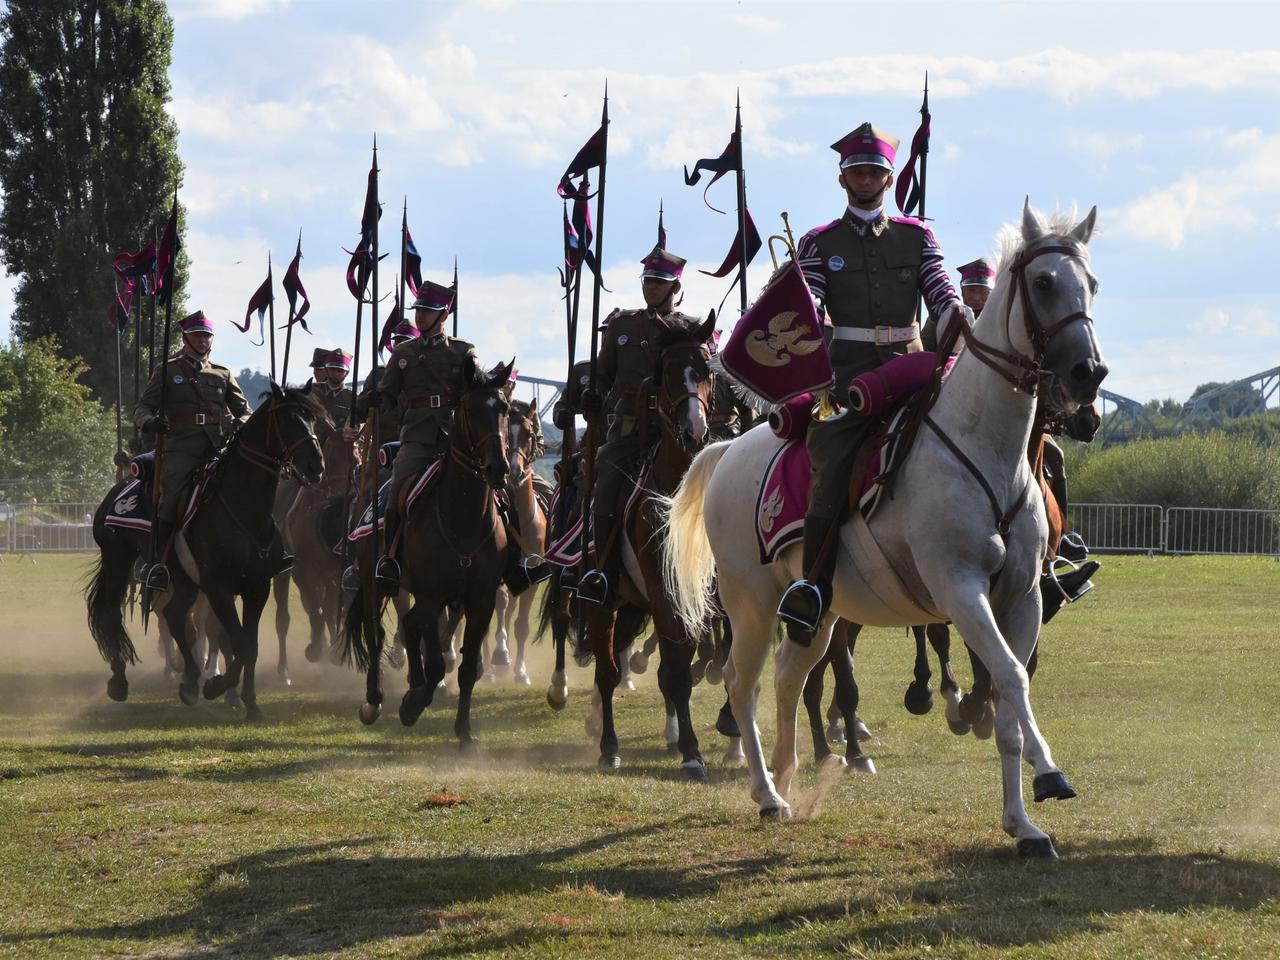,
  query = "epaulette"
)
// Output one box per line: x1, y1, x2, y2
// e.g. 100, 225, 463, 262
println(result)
601, 307, 629, 328
887, 216, 933, 235
802, 219, 843, 242
449, 337, 477, 353
207, 361, 230, 372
